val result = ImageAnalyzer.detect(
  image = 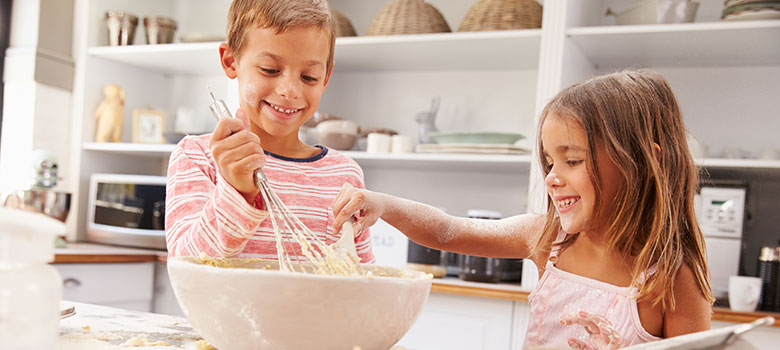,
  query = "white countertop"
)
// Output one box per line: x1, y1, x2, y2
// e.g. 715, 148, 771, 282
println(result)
59, 302, 206, 350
